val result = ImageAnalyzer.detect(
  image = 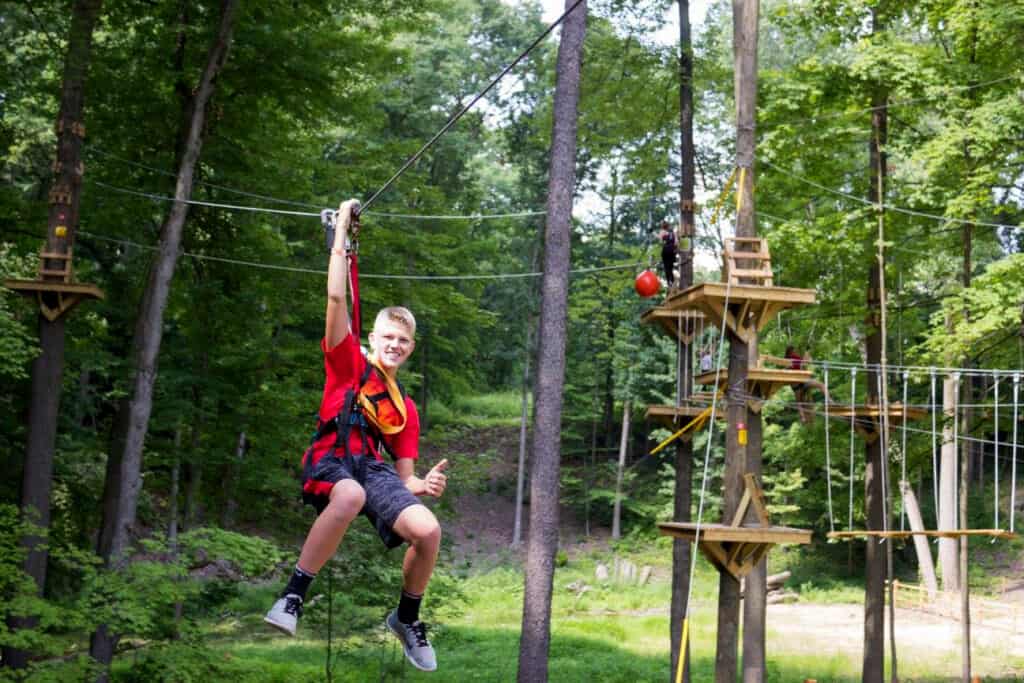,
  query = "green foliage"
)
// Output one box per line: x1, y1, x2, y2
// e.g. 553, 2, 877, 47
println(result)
178, 527, 282, 578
